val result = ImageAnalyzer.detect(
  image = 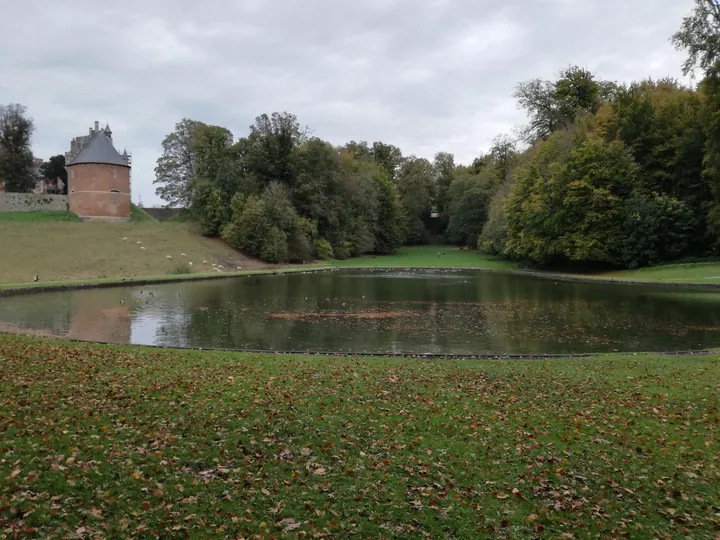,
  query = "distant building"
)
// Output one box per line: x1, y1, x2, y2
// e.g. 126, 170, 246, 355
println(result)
66, 122, 131, 221
33, 177, 65, 195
